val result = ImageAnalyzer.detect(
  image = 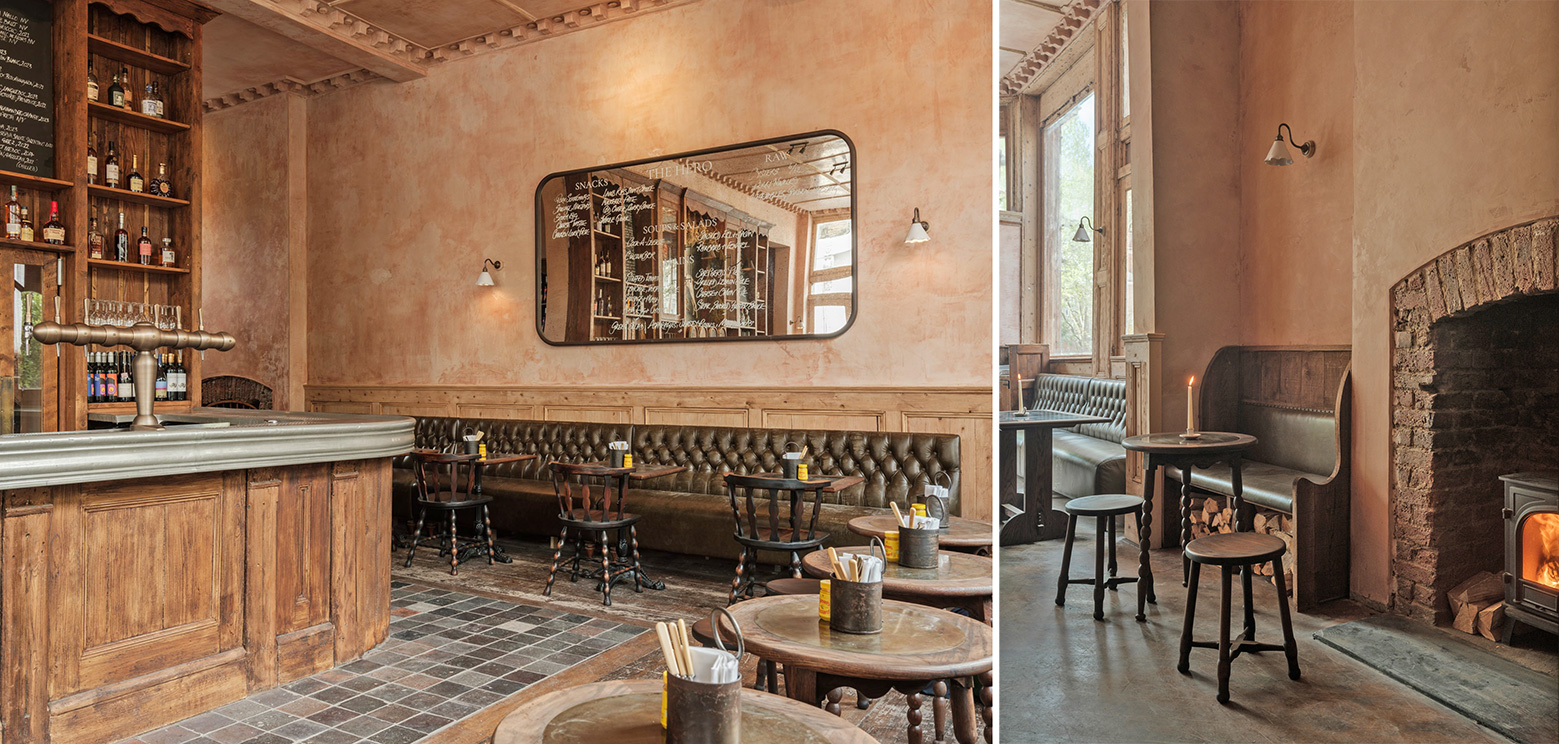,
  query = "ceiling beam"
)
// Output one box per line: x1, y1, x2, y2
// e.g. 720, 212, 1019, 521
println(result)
199, 0, 427, 82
